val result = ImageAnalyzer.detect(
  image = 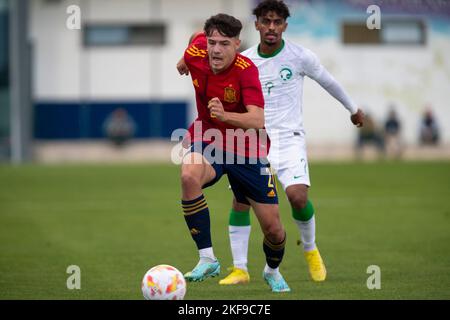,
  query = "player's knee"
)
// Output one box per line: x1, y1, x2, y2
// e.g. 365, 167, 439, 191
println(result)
287, 192, 308, 210
180, 171, 201, 190
264, 225, 285, 244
